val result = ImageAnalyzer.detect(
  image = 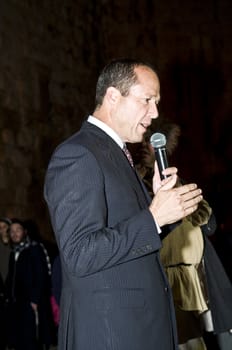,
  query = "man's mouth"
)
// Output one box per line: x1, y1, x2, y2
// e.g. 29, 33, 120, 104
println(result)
140, 123, 150, 130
